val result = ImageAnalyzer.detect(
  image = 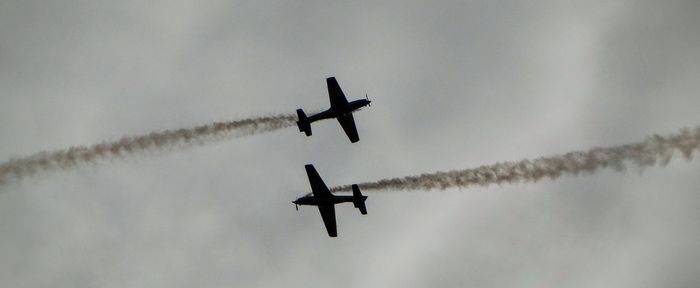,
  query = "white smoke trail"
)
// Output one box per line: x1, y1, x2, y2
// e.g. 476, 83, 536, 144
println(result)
0, 114, 297, 185
331, 126, 700, 192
